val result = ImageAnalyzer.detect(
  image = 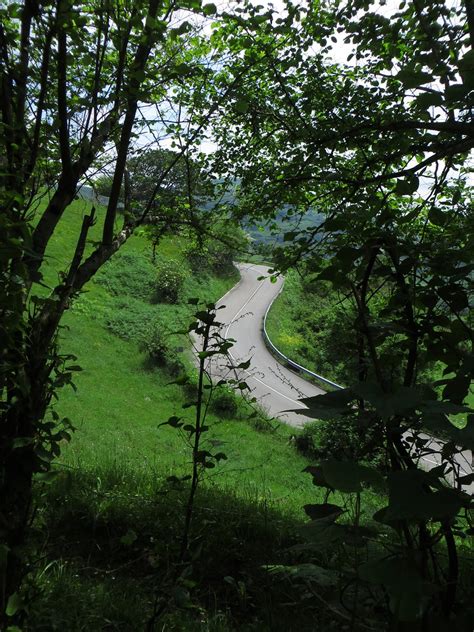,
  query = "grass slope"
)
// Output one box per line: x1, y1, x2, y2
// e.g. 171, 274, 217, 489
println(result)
265, 269, 351, 385
29, 197, 353, 630
38, 201, 317, 513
